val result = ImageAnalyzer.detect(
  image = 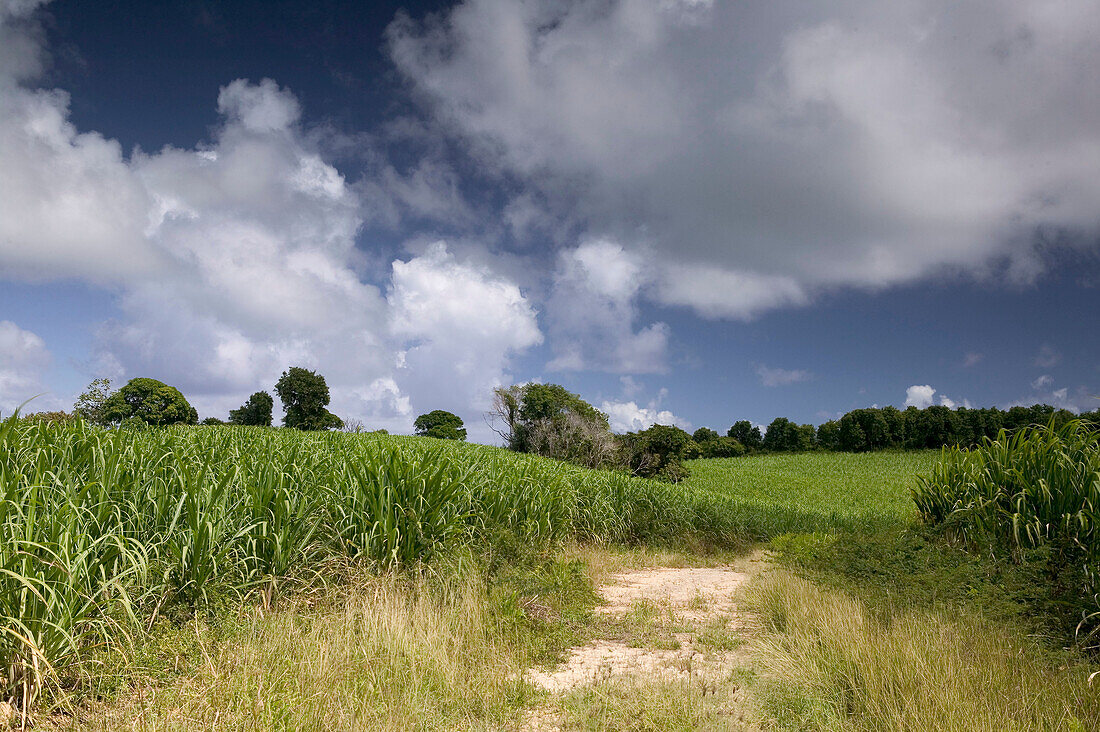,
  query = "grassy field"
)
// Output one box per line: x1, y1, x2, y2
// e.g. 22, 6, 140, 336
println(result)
683, 450, 939, 536
4, 418, 1098, 730
0, 417, 745, 717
